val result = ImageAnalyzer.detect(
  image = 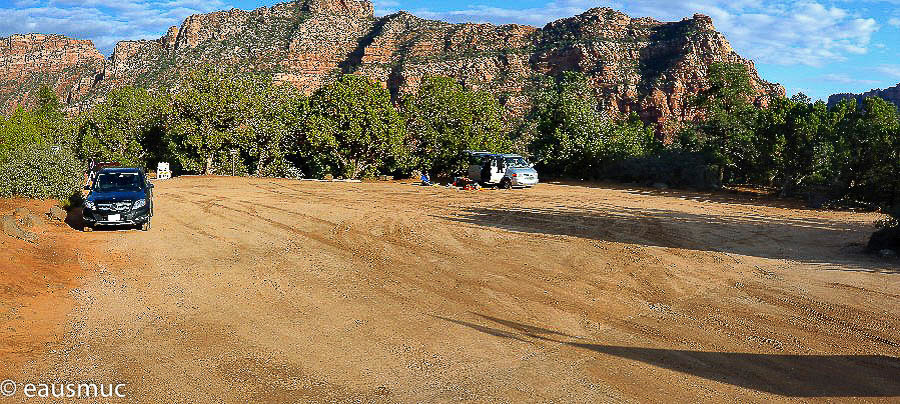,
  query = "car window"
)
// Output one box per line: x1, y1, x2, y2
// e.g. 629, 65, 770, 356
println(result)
95, 173, 143, 191
504, 157, 530, 167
